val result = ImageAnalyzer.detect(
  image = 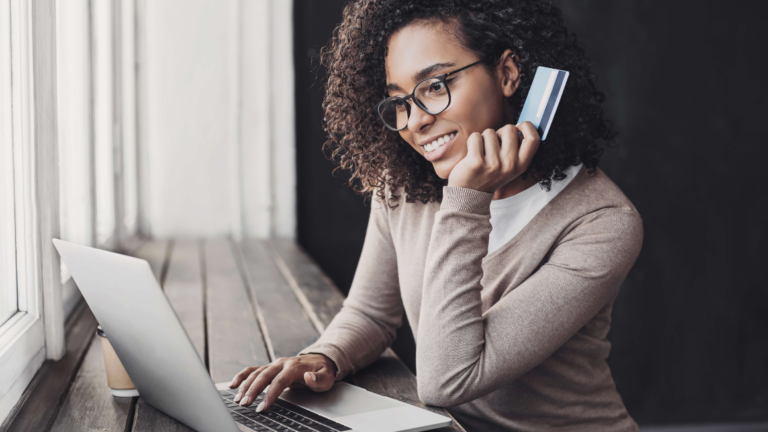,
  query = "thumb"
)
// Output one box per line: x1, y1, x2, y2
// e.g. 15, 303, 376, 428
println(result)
303, 370, 334, 392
